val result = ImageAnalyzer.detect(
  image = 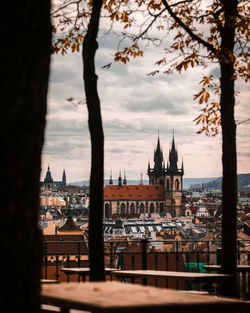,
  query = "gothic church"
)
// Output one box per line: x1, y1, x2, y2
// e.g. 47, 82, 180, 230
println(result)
103, 134, 184, 218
